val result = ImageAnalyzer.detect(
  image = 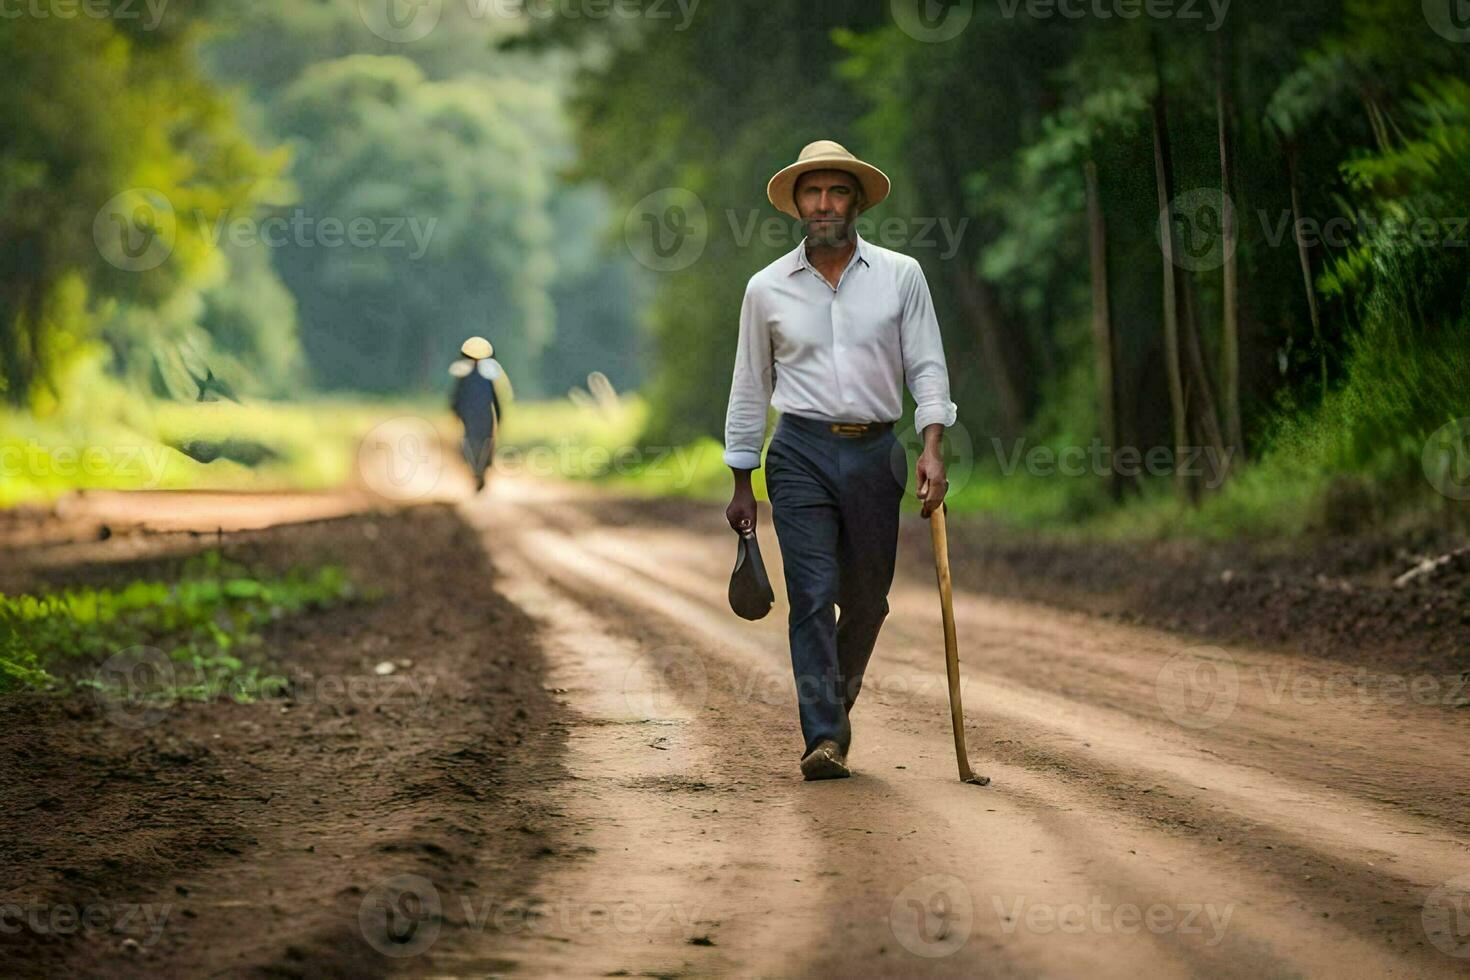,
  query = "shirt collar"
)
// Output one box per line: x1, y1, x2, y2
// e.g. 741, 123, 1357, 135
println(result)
787, 232, 871, 276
